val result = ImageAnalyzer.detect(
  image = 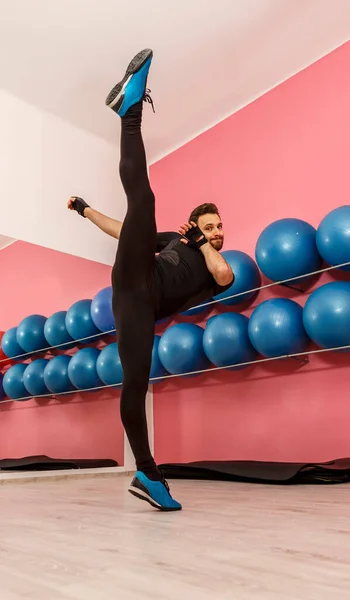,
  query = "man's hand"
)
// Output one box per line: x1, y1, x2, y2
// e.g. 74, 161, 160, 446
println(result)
67, 196, 90, 218
178, 221, 208, 249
